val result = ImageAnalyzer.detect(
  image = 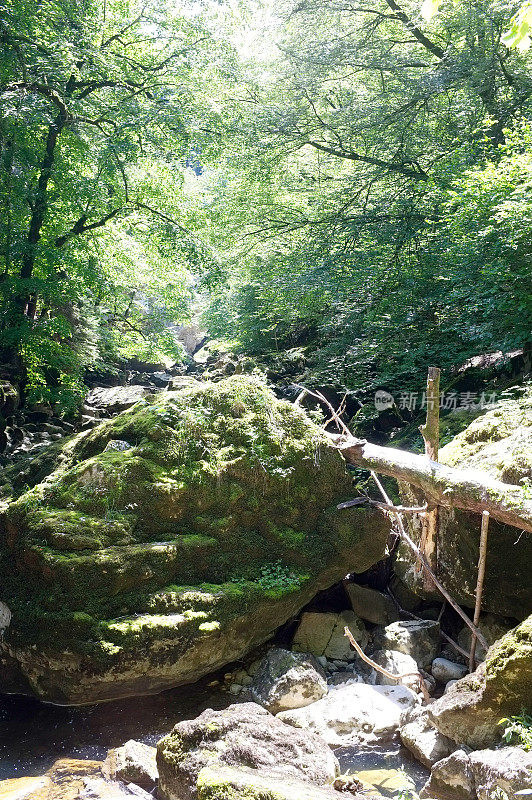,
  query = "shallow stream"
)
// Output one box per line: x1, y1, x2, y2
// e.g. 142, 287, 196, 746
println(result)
0, 686, 429, 795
